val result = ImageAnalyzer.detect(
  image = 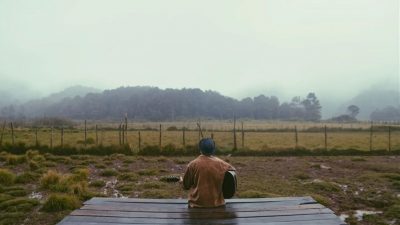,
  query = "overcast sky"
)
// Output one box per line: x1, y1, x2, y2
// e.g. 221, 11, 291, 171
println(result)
0, 0, 398, 102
